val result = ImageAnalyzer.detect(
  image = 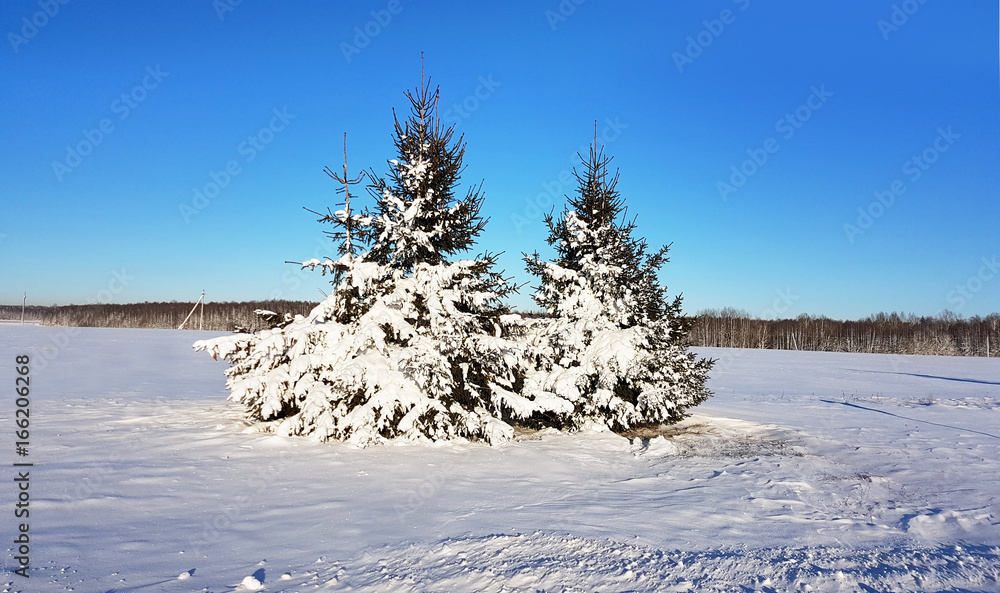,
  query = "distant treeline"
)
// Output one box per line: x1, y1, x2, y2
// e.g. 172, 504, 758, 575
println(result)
2, 302, 997, 357
0, 301, 315, 333
691, 308, 999, 357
